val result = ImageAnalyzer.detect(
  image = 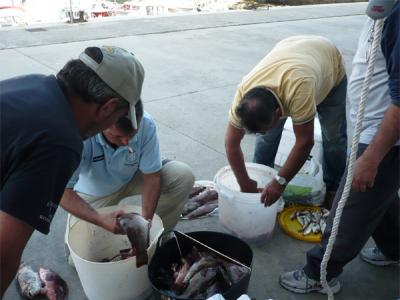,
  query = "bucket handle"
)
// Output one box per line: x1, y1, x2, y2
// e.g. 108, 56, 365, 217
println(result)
155, 230, 184, 259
